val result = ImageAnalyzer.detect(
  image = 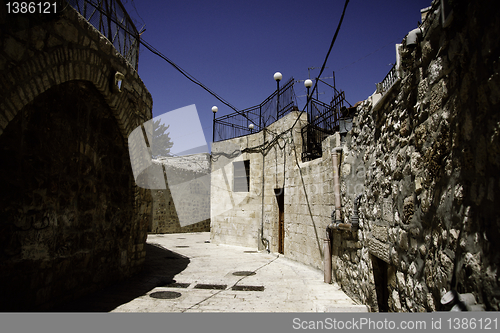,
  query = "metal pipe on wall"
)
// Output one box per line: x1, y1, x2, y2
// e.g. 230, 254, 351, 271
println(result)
324, 146, 343, 283
331, 147, 343, 224
324, 230, 332, 284
324, 146, 363, 283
